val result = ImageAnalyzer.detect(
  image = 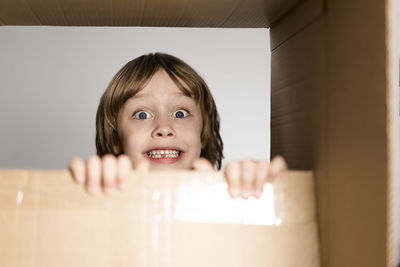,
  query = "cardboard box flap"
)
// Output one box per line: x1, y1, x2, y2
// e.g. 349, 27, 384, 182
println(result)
0, 169, 320, 267
0, 0, 303, 27
0, 169, 316, 225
